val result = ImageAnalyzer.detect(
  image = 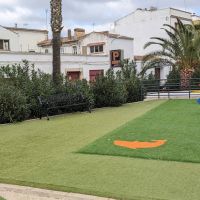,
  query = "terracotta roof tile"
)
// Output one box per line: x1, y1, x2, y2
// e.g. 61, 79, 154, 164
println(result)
134, 55, 159, 61
87, 42, 105, 46
4, 27, 48, 33
38, 31, 133, 46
